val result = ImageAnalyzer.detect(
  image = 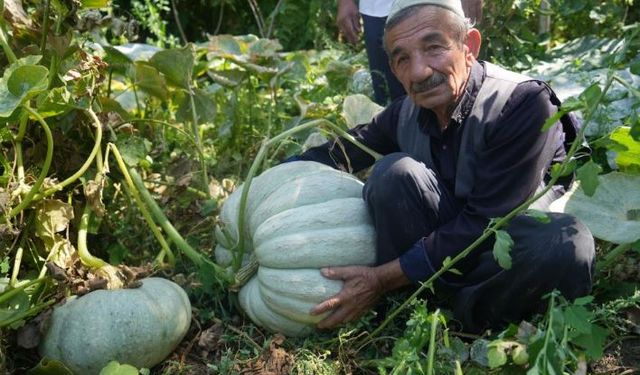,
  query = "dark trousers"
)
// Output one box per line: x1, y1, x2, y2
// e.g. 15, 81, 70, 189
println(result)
363, 153, 595, 332
362, 14, 405, 105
